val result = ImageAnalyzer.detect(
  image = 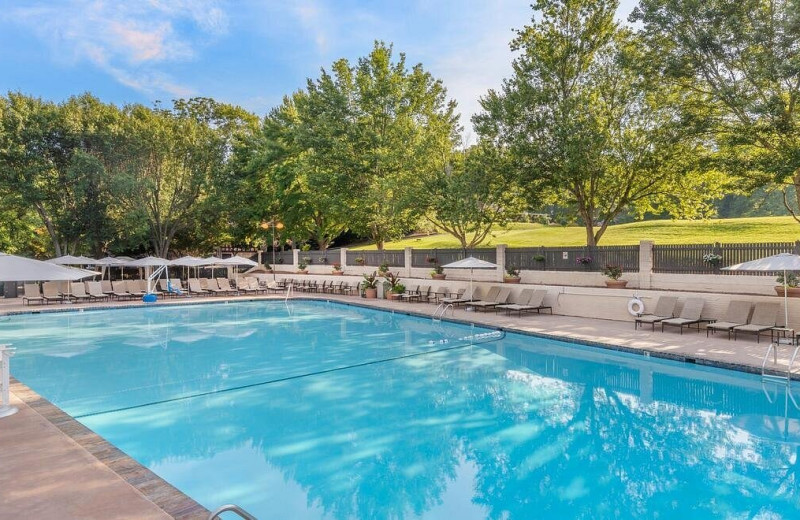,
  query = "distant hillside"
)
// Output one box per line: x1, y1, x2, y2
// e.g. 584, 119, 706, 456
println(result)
352, 217, 800, 249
